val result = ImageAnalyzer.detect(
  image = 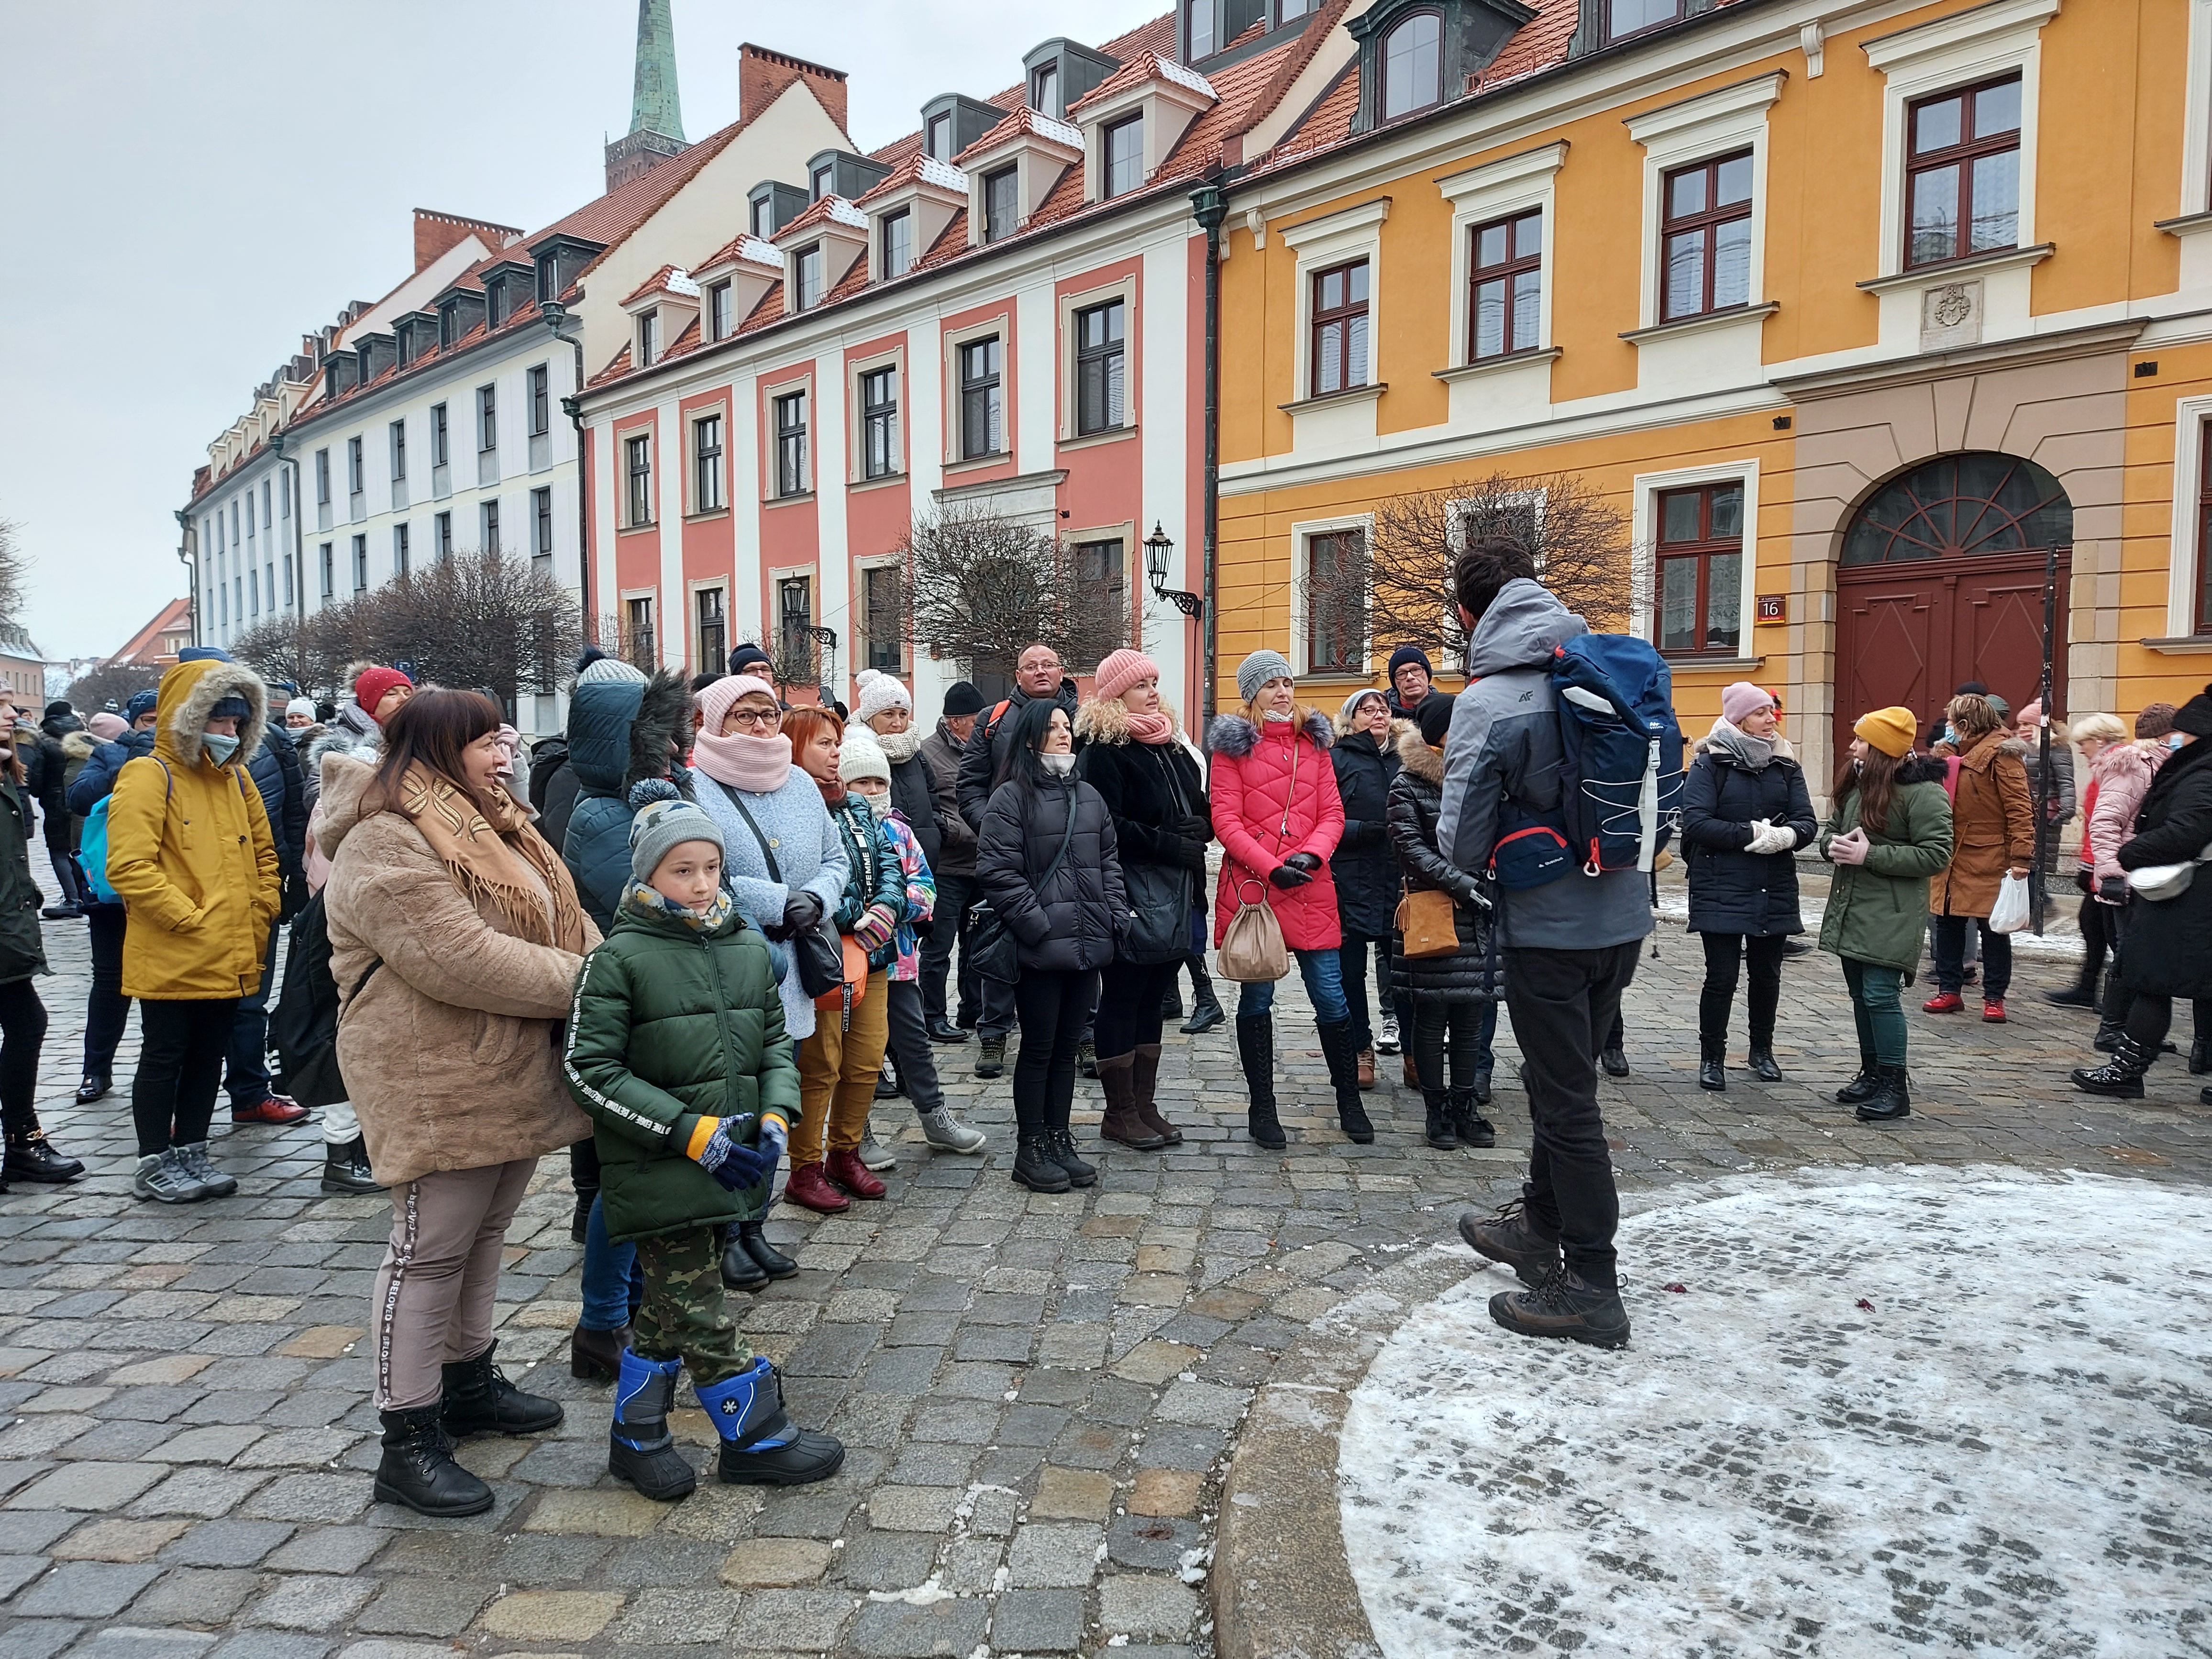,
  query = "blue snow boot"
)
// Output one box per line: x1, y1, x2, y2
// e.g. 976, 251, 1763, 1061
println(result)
694, 1356, 845, 1486
609, 1349, 696, 1502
